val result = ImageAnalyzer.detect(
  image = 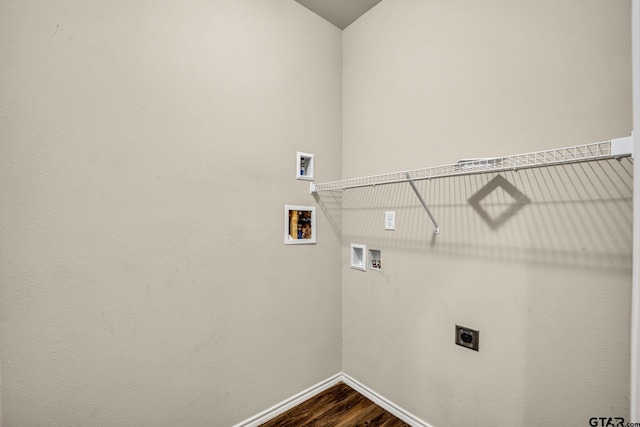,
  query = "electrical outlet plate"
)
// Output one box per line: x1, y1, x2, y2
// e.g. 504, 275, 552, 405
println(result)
385, 211, 395, 230
455, 325, 479, 351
